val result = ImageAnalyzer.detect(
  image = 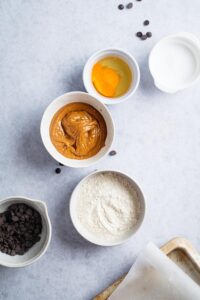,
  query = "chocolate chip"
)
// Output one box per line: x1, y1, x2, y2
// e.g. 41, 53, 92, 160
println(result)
59, 163, 64, 166
19, 207, 24, 214
109, 150, 117, 156
34, 226, 40, 234
136, 31, 143, 37
55, 168, 61, 174
7, 225, 13, 232
0, 216, 4, 226
18, 249, 25, 255
146, 31, 152, 38
12, 216, 19, 222
5, 211, 12, 222
26, 209, 32, 216
118, 4, 124, 10
15, 245, 21, 252
34, 236, 41, 243
0, 203, 42, 256
126, 2, 133, 9
10, 250, 16, 256
144, 20, 150, 26
8, 204, 18, 211
141, 34, 148, 40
